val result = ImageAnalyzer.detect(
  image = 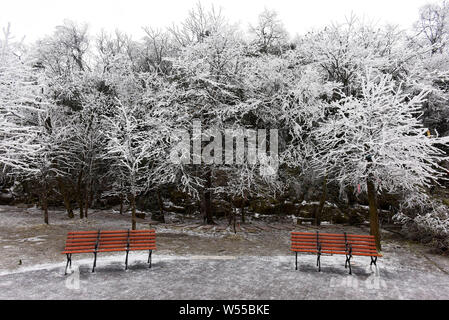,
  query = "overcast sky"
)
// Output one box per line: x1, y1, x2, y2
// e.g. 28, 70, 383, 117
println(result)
0, 0, 432, 42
